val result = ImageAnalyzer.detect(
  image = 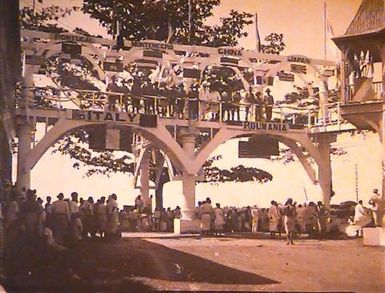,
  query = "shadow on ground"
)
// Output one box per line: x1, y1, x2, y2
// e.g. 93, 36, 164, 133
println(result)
4, 237, 278, 292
